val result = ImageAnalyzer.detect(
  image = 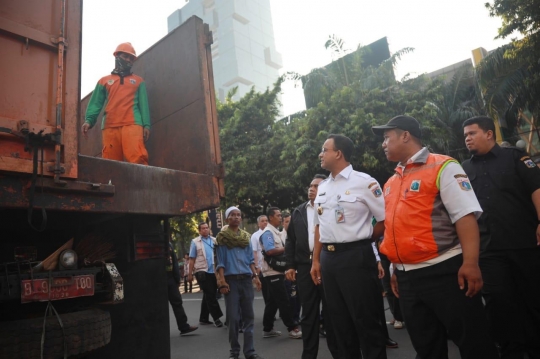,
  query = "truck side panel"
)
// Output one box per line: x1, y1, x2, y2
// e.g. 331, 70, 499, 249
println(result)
0, 0, 81, 178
